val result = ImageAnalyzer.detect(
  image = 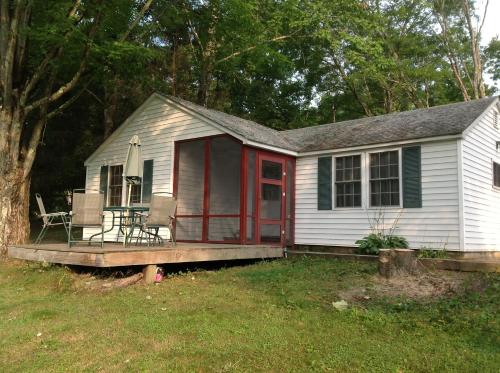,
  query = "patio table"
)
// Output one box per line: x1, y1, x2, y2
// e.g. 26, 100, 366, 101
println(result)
89, 206, 149, 246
